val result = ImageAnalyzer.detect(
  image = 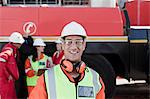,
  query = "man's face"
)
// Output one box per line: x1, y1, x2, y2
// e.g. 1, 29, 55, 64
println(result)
62, 35, 86, 62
